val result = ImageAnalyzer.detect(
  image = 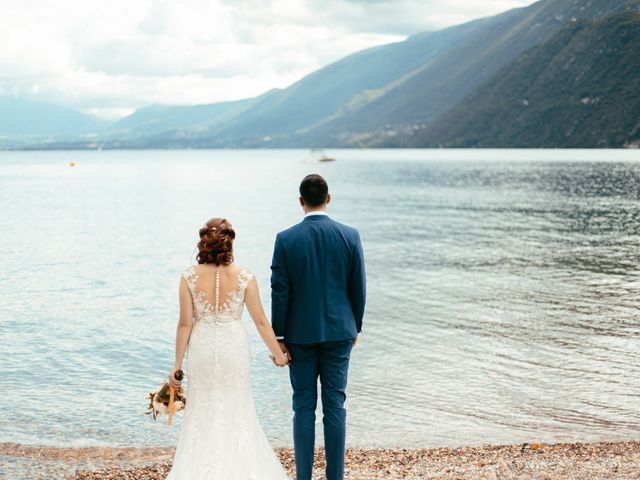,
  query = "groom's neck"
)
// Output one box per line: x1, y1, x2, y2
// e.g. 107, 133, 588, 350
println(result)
303, 204, 327, 214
